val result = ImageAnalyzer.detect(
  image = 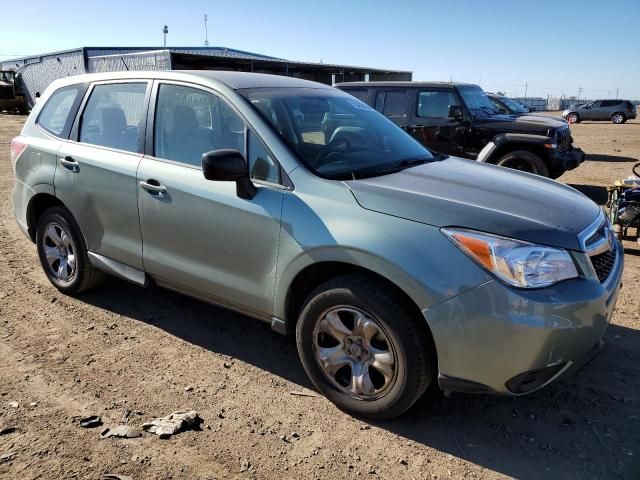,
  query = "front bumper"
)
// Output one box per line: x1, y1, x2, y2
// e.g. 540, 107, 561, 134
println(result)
548, 147, 585, 173
423, 241, 624, 396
